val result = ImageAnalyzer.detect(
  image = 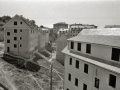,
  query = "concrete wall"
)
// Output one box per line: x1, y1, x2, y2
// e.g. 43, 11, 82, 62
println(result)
68, 40, 120, 63
56, 35, 67, 64
4, 28, 29, 53
64, 55, 120, 90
